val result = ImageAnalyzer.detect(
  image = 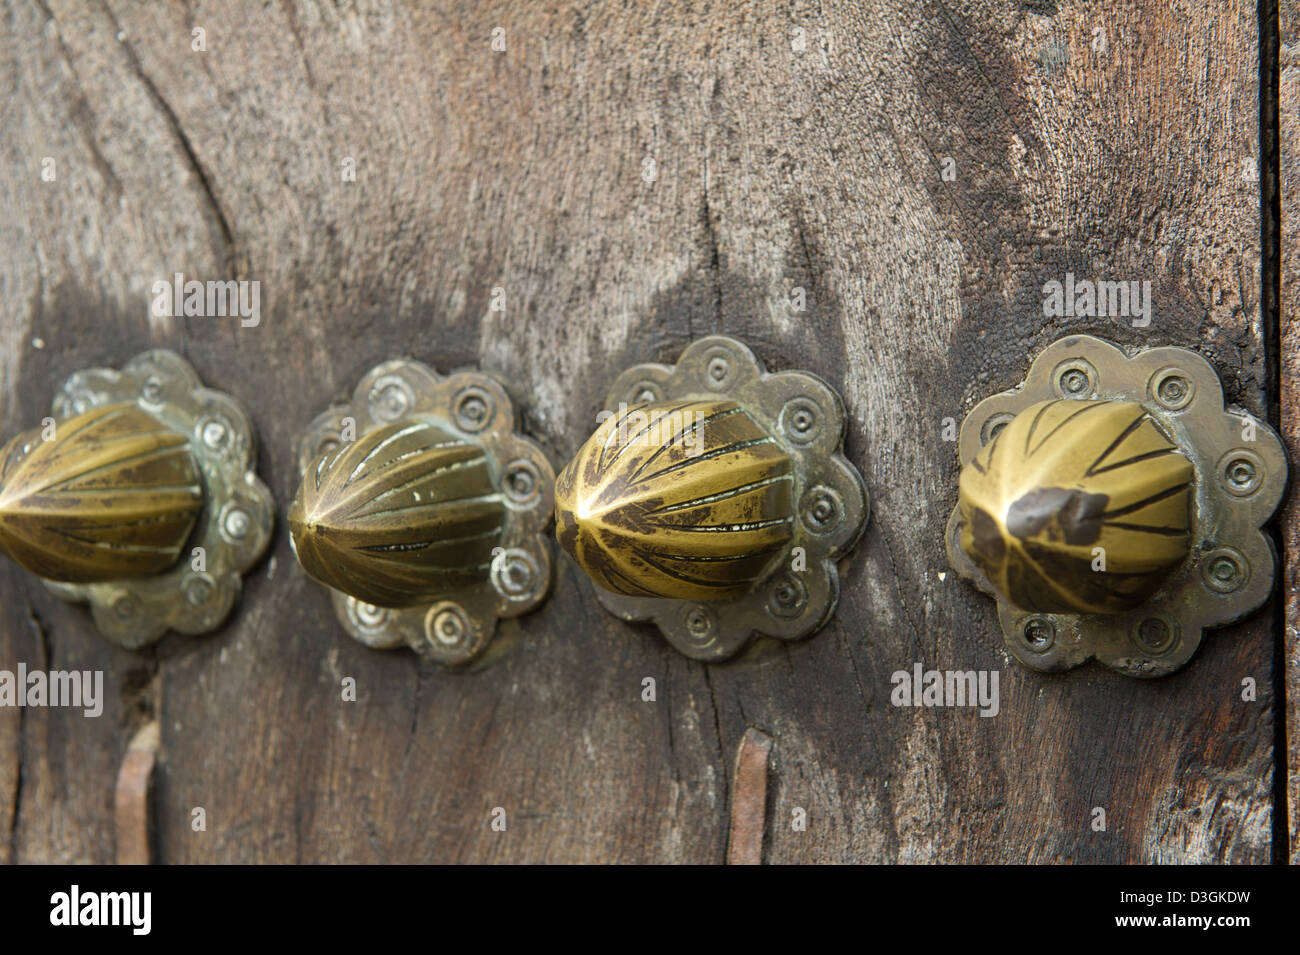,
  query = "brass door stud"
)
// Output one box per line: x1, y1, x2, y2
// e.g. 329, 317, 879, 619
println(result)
946, 335, 1287, 677
555, 336, 869, 661
0, 350, 274, 648
288, 359, 554, 665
